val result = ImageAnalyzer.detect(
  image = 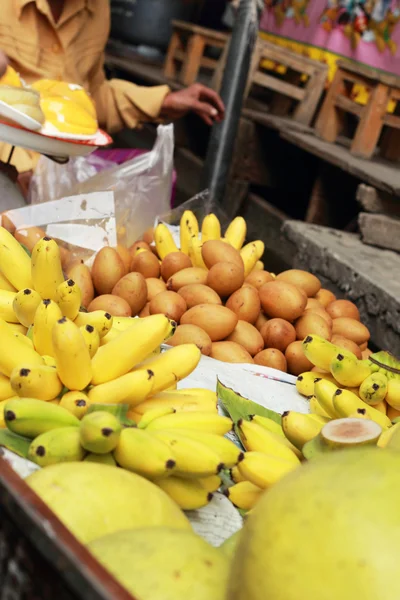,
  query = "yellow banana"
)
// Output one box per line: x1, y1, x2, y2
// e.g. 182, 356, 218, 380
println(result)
0, 290, 18, 323
113, 427, 176, 479
378, 421, 400, 448
91, 314, 170, 385
0, 317, 43, 376
201, 213, 221, 242
4, 397, 79, 438
237, 419, 300, 464
31, 237, 65, 301
314, 378, 339, 419
198, 474, 222, 493
7, 322, 28, 335
230, 465, 246, 484
386, 379, 400, 411
309, 395, 332, 418
12, 331, 32, 348
74, 310, 113, 338
0, 373, 13, 401
155, 476, 212, 510
180, 211, 199, 255
330, 353, 372, 387
132, 390, 218, 418
296, 372, 319, 397
240, 241, 264, 277
33, 299, 63, 356
134, 344, 201, 395
56, 278, 82, 320
252, 261, 264, 272
28, 427, 84, 467
100, 327, 122, 346
249, 414, 285, 437
225, 480, 263, 510
224, 217, 247, 250
0, 226, 33, 290
80, 324, 100, 358
154, 223, 179, 259
138, 406, 175, 429
59, 391, 90, 419
281, 410, 327, 450
13, 288, 42, 327
88, 369, 154, 406
52, 317, 92, 391
302, 335, 354, 372
359, 372, 388, 406
10, 364, 62, 401
84, 452, 116, 466
79, 411, 121, 454
332, 388, 391, 429
0, 270, 16, 292
238, 451, 299, 490
163, 428, 243, 468
112, 316, 139, 331
145, 411, 232, 436
386, 424, 400, 451
42, 355, 56, 368
188, 236, 207, 269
